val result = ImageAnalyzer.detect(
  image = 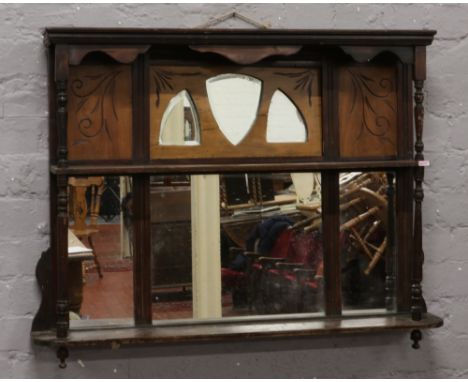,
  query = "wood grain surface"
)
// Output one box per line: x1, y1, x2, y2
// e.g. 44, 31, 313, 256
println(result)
150, 65, 322, 160
67, 65, 133, 160
338, 65, 398, 158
